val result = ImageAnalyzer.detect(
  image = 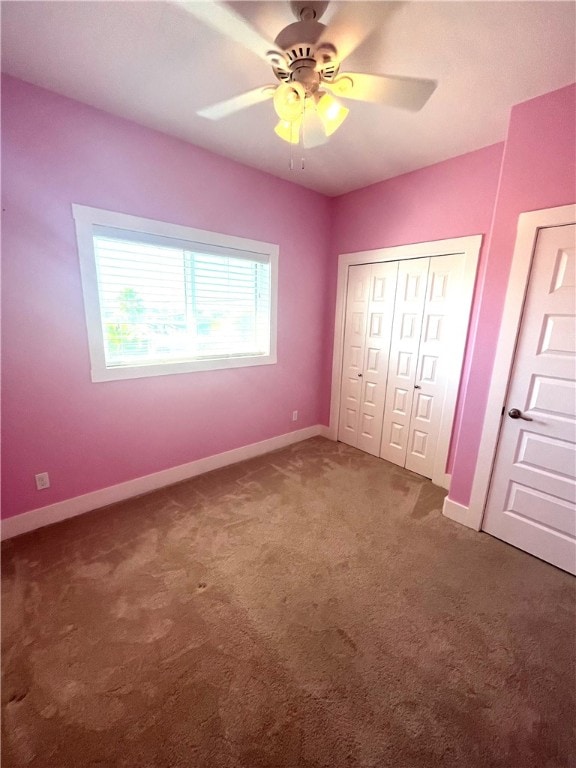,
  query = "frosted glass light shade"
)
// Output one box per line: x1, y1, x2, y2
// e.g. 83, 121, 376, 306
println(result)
274, 119, 301, 144
273, 82, 306, 122
316, 92, 349, 136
